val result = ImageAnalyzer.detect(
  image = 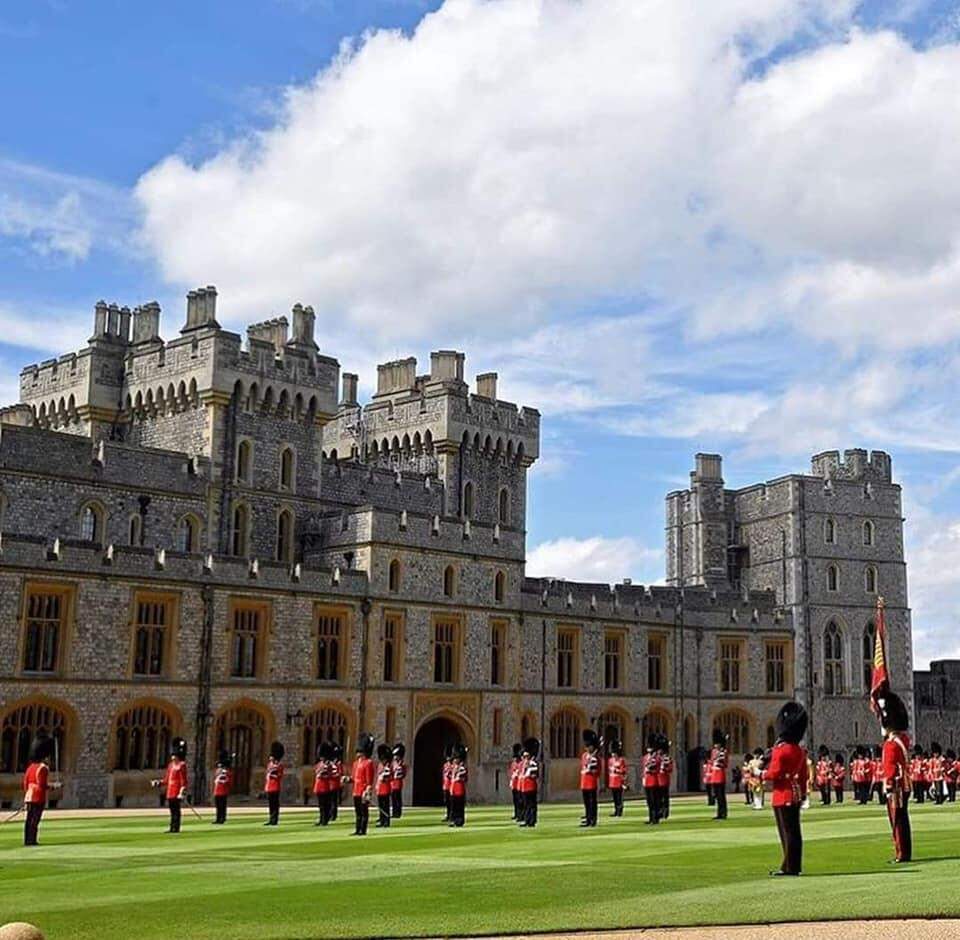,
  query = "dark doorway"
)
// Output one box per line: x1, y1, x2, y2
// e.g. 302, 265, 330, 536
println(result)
687, 748, 703, 792
413, 716, 464, 806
